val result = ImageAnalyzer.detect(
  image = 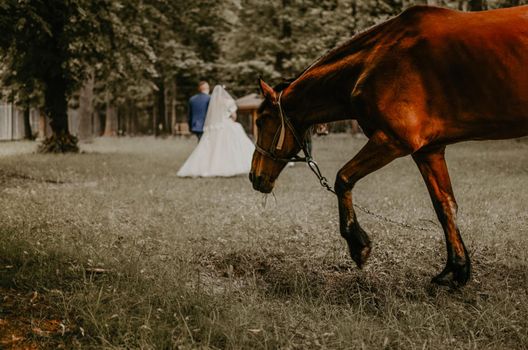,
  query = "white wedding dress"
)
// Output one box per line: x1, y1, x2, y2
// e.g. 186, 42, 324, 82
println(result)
177, 85, 255, 177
